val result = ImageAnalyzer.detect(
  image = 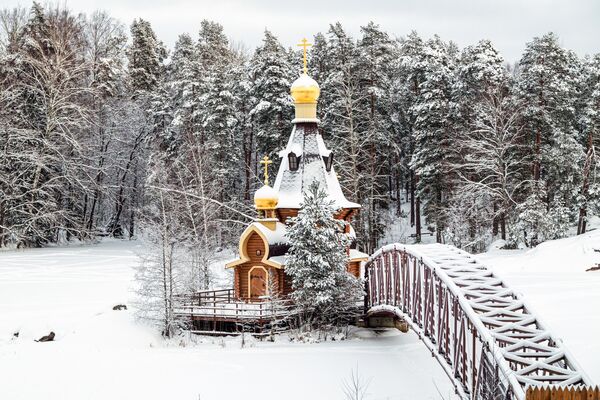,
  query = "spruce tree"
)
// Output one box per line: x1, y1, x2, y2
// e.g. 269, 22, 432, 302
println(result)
285, 182, 363, 328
